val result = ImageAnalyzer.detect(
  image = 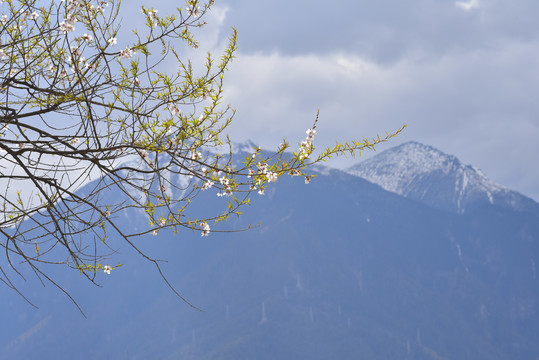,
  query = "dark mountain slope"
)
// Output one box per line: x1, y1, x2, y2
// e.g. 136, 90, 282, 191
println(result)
0, 144, 538, 359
